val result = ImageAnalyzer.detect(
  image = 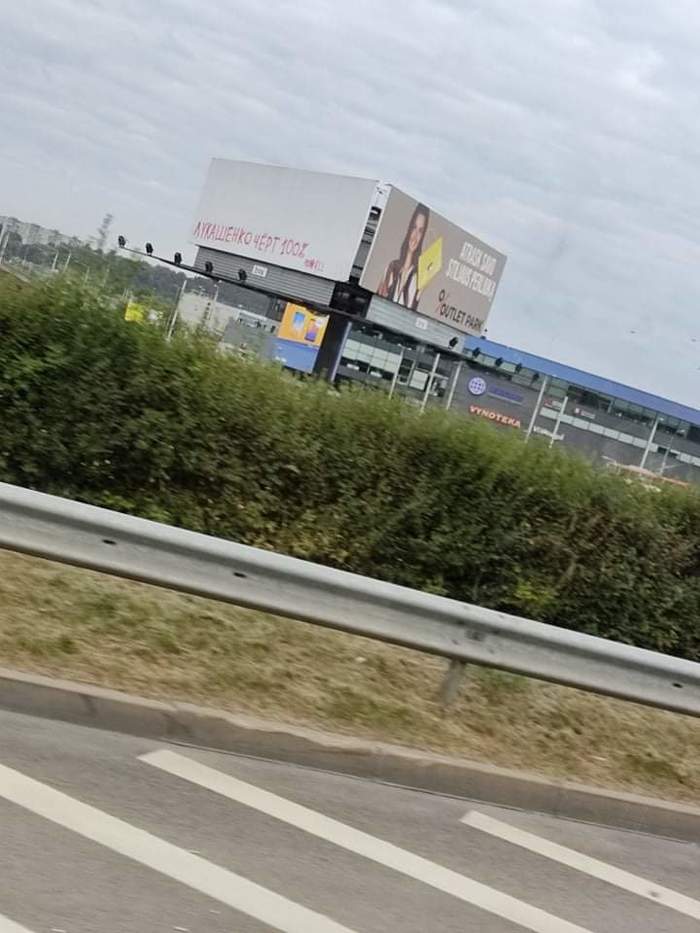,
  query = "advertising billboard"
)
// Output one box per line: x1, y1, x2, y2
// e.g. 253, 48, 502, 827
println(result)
191, 160, 378, 282
267, 303, 329, 373
360, 187, 507, 336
